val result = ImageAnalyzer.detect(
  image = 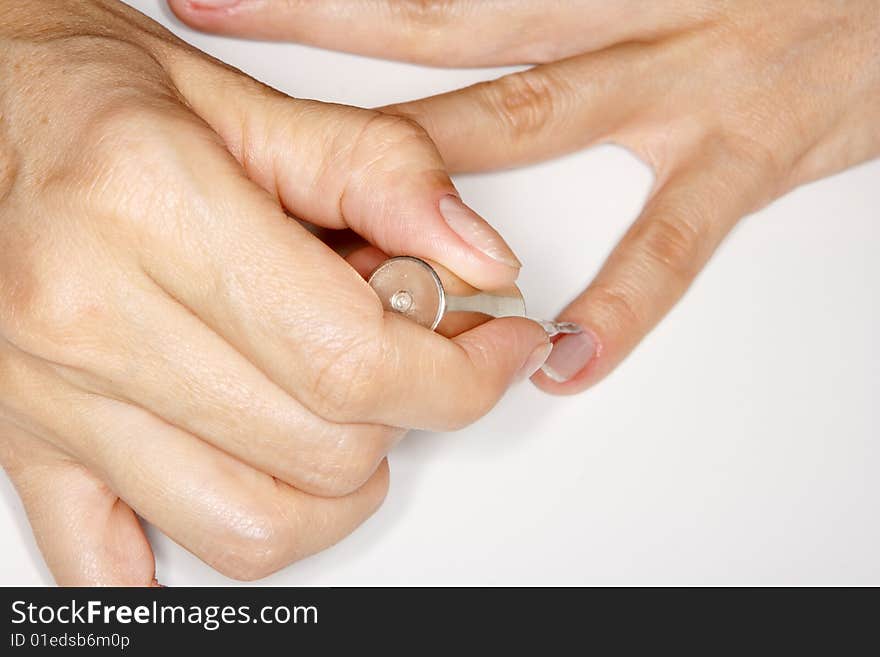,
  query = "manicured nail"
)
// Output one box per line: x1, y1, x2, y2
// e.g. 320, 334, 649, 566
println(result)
541, 330, 596, 383
439, 195, 522, 269
517, 342, 553, 383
